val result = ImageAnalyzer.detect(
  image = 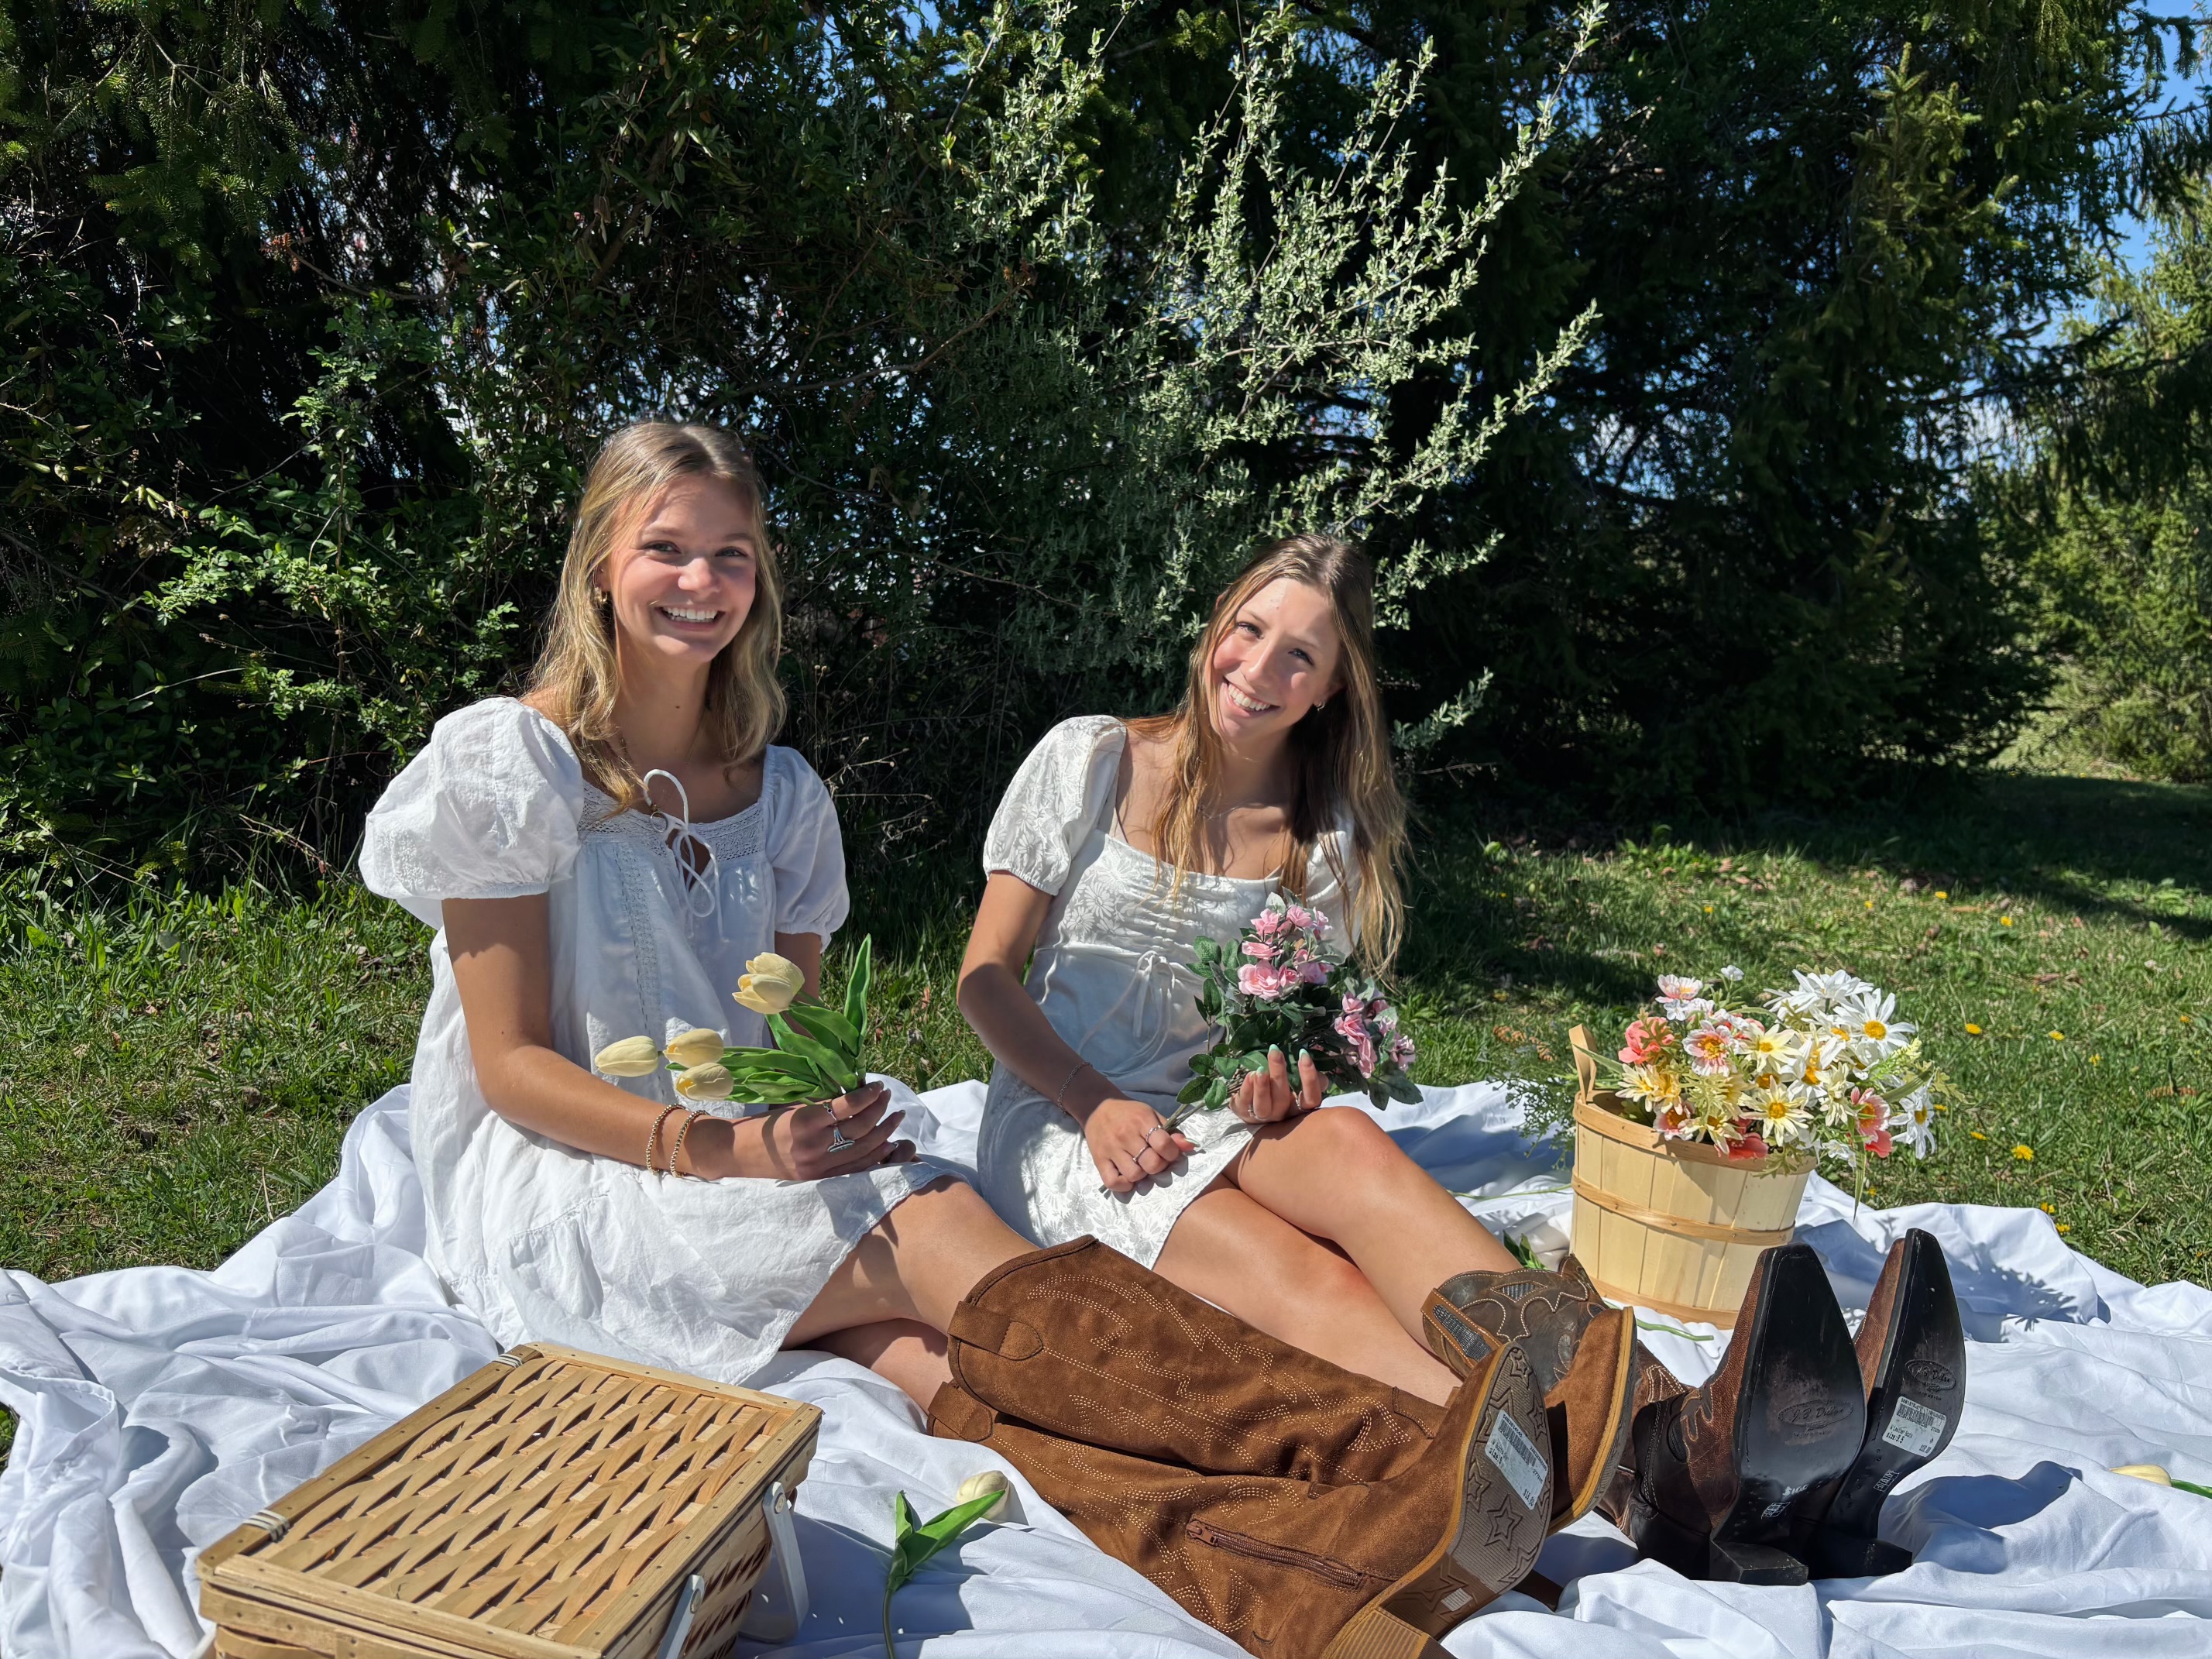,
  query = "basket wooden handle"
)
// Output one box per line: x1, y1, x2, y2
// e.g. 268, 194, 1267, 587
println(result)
1568, 1025, 1599, 1101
